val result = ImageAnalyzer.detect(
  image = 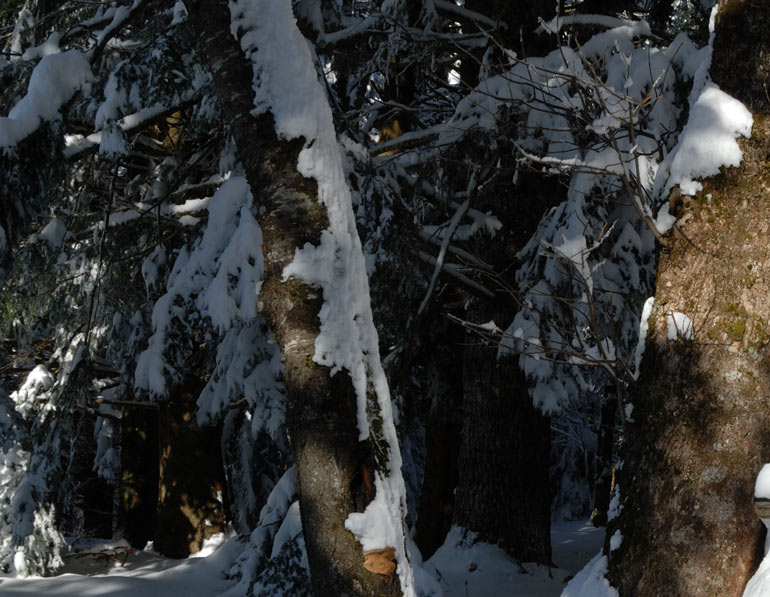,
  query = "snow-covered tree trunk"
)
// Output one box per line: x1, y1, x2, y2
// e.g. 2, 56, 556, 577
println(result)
186, 1, 409, 594
608, 5, 770, 593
